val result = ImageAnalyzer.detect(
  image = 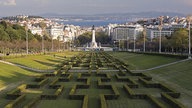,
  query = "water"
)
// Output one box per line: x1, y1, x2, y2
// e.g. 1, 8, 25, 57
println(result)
57, 20, 128, 27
